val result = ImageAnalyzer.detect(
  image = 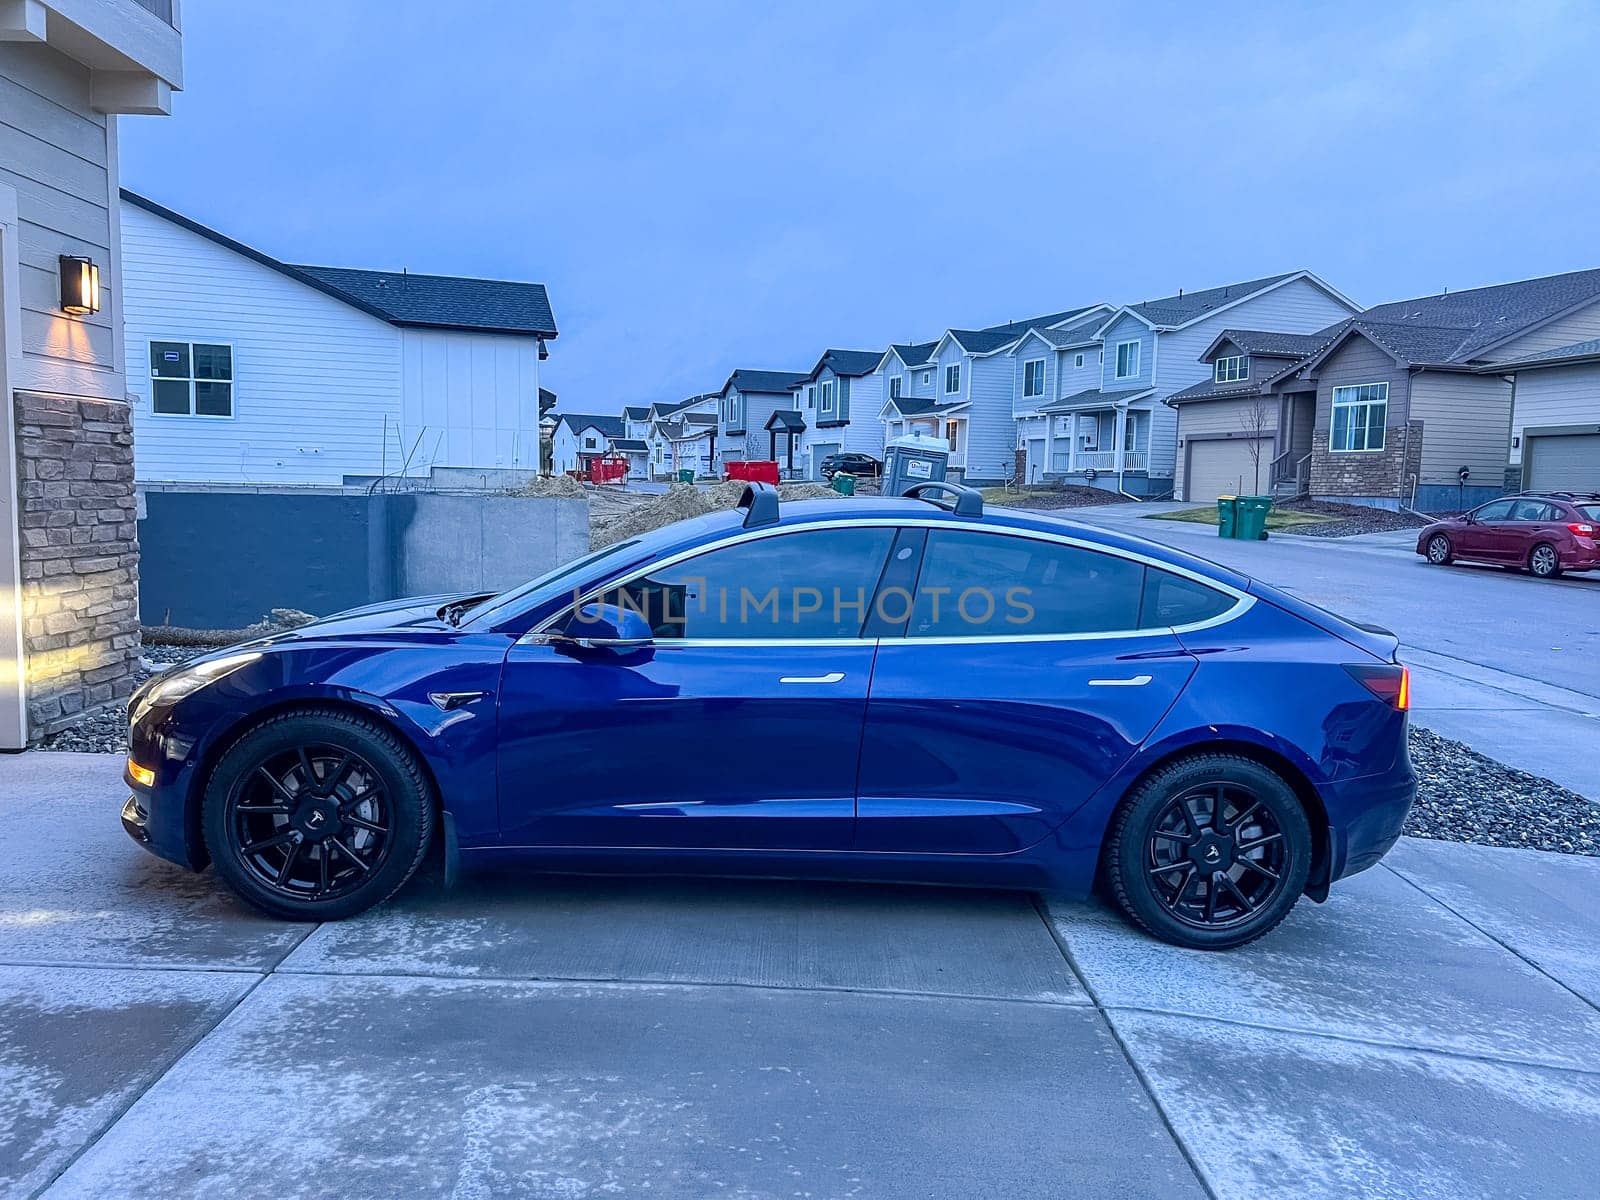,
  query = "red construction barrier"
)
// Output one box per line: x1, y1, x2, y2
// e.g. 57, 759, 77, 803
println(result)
725, 460, 779, 486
